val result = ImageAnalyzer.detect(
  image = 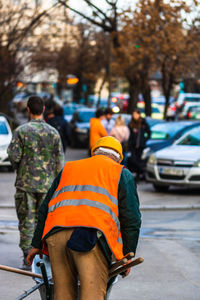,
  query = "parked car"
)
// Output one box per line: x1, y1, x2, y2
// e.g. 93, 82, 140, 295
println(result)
145, 116, 164, 128
0, 116, 12, 168
142, 121, 200, 163
146, 125, 200, 191
11, 92, 32, 112
185, 105, 200, 120
63, 103, 84, 122
167, 93, 200, 120
137, 102, 164, 119
69, 107, 96, 148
